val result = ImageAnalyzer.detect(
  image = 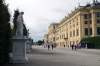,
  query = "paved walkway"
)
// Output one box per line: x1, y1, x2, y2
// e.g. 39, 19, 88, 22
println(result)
5, 46, 100, 66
